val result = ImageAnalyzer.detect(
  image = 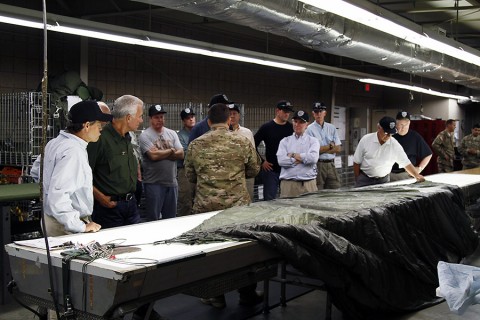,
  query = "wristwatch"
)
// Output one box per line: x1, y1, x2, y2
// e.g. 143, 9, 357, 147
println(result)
291, 153, 296, 158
